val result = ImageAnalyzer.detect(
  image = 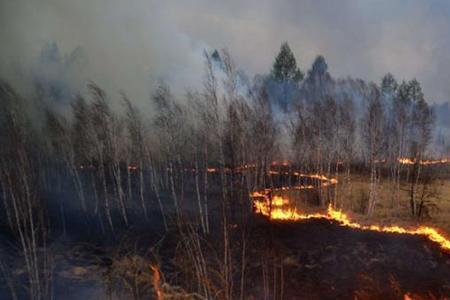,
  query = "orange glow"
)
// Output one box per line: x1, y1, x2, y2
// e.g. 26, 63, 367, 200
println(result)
271, 160, 290, 166
403, 294, 413, 300
250, 173, 338, 200
252, 192, 450, 252
398, 157, 450, 165
151, 264, 164, 300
